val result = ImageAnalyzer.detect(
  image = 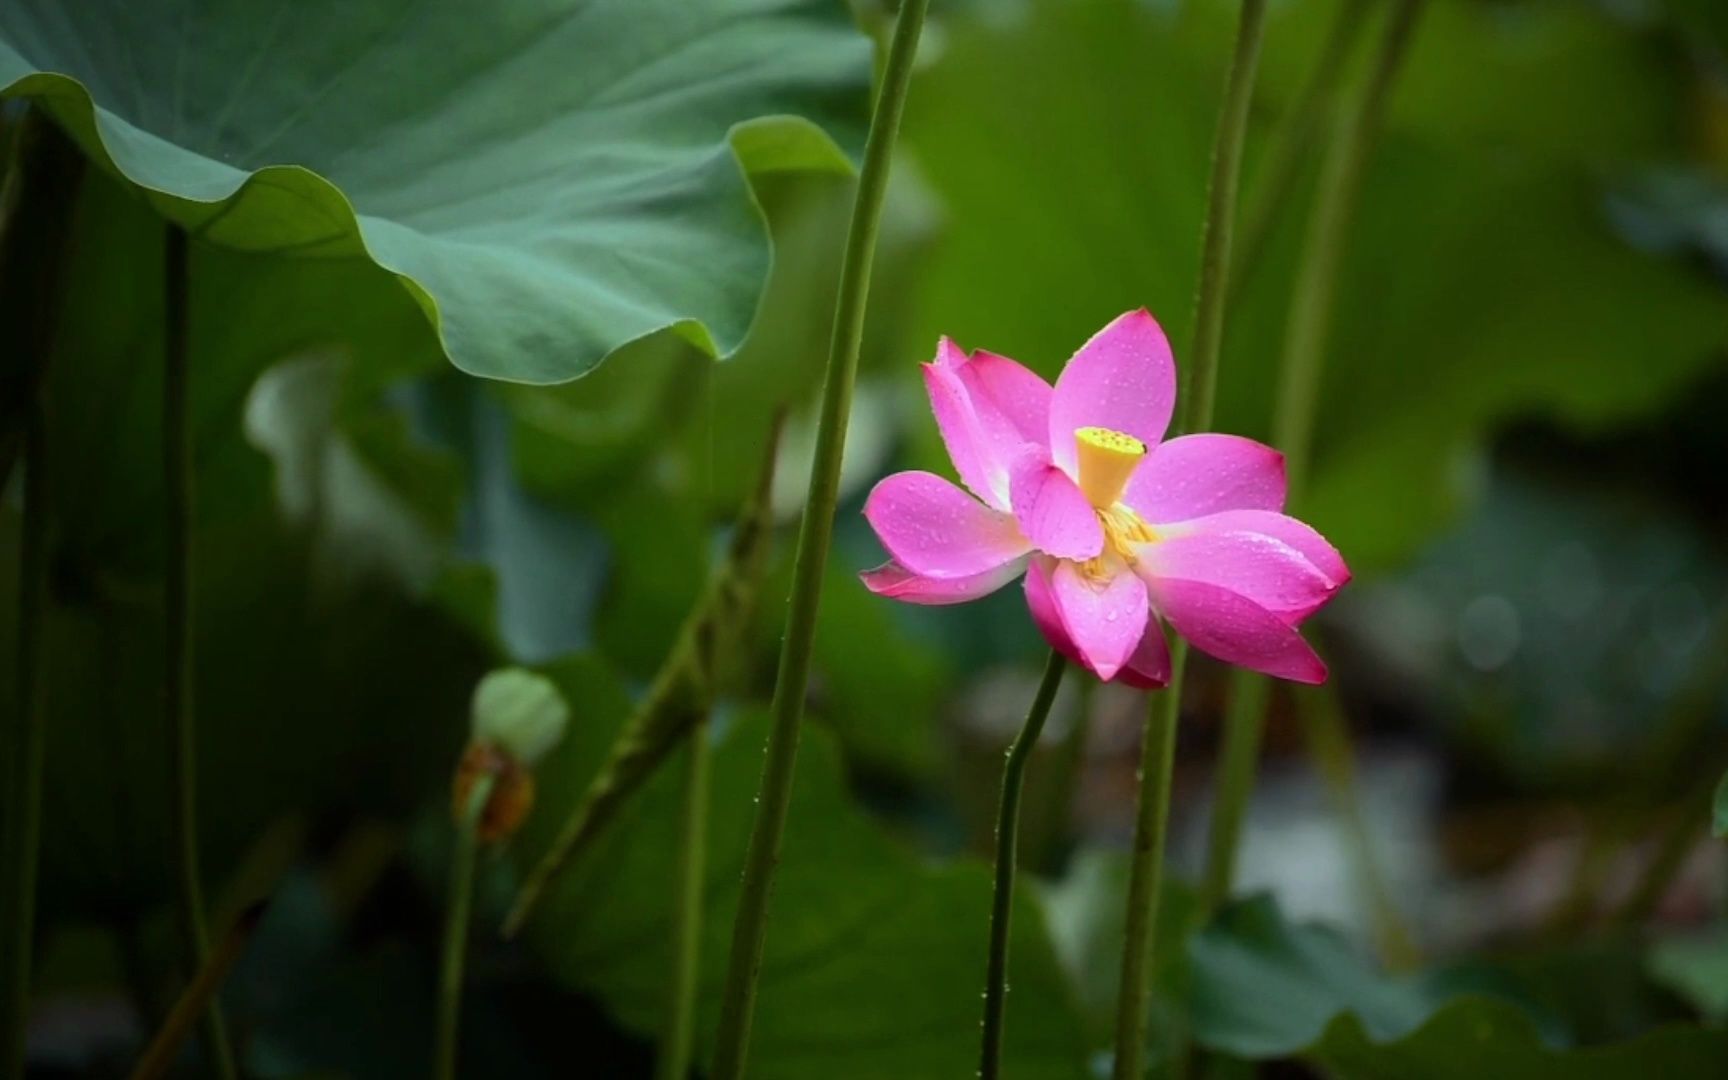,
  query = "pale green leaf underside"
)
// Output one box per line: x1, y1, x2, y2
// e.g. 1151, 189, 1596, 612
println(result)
0, 1, 869, 383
